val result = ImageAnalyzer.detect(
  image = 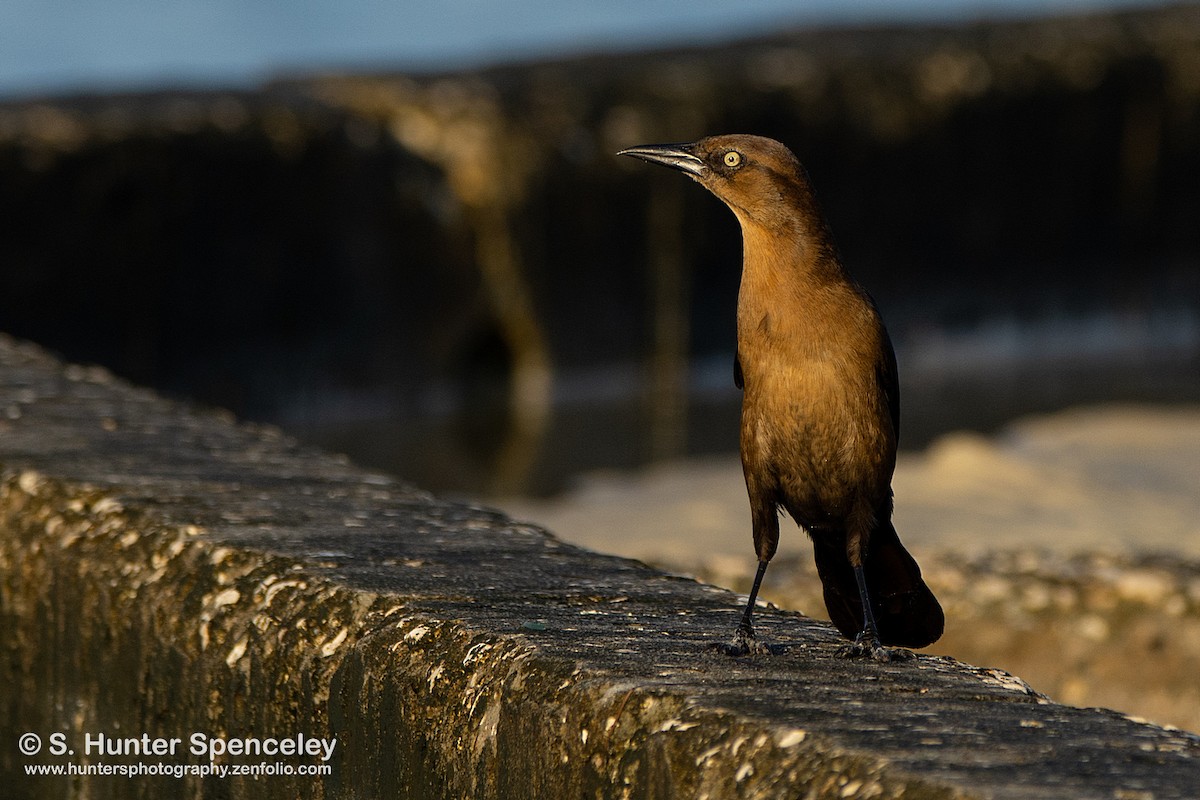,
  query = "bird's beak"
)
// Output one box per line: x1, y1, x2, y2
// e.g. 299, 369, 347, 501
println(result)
617, 142, 706, 178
